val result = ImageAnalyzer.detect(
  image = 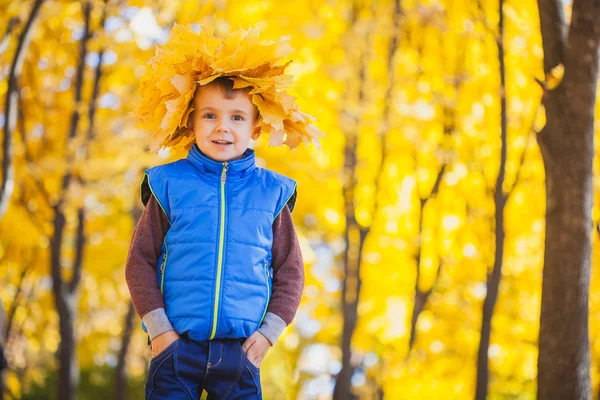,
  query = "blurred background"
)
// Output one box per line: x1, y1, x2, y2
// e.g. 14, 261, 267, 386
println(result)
0, 0, 599, 399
